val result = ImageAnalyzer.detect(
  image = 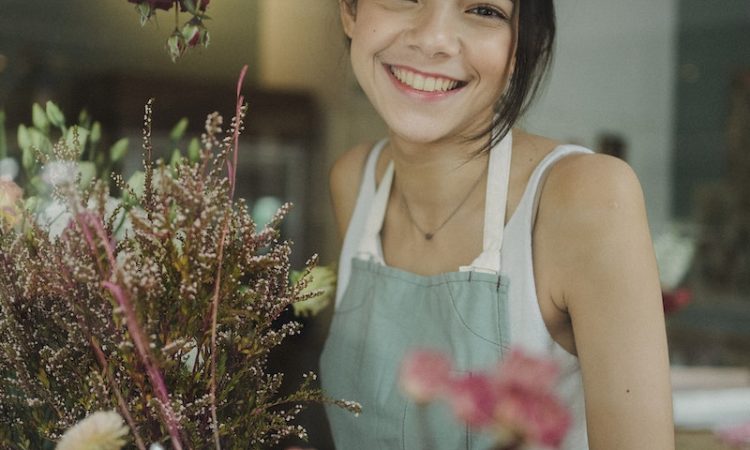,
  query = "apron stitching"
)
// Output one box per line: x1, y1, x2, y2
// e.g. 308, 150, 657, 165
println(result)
446, 283, 502, 347
401, 400, 408, 450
